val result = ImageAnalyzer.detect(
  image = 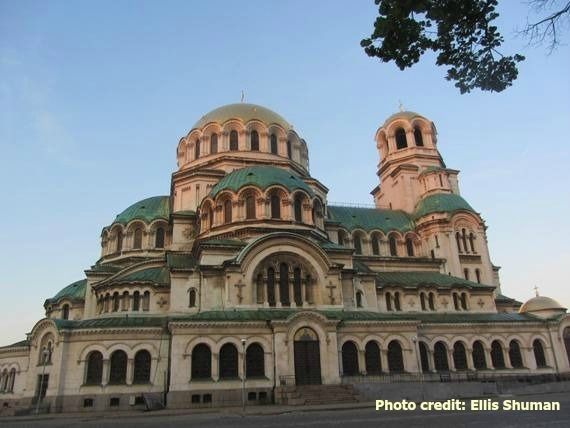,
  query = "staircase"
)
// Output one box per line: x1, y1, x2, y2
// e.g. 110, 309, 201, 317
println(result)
276, 384, 361, 405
